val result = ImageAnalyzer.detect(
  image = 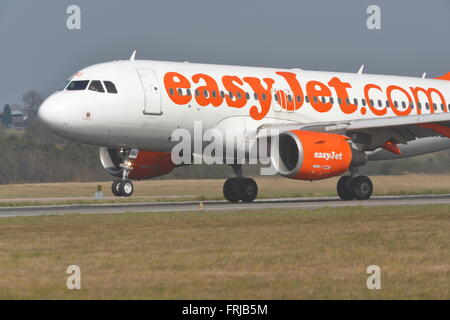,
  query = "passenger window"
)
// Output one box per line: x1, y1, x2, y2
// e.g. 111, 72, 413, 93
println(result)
104, 81, 118, 93
370, 99, 374, 107
195, 89, 199, 97
262, 94, 267, 101
237, 92, 242, 100
89, 80, 105, 93
212, 90, 217, 98
330, 97, 334, 104
401, 101, 406, 109
362, 99, 366, 106
297, 96, 302, 103
305, 96, 309, 103
433, 103, 437, 111
204, 90, 208, 98
321, 96, 326, 103
246, 92, 250, 99
220, 91, 225, 98
425, 102, 430, 110
346, 98, 350, 104
386, 100, 390, 108
288, 95, 293, 102
169, 88, 174, 95
353, 98, 358, 106
274, 94, 279, 102
378, 100, 382, 107
187, 89, 191, 96
66, 80, 89, 91
254, 93, 258, 100
178, 88, 183, 95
